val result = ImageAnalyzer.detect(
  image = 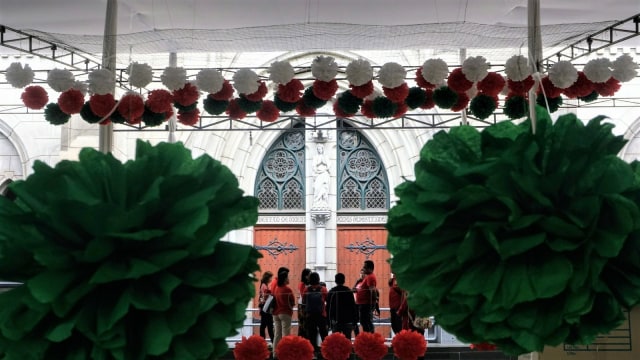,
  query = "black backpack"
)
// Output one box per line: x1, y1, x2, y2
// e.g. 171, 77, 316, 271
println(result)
304, 285, 324, 314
